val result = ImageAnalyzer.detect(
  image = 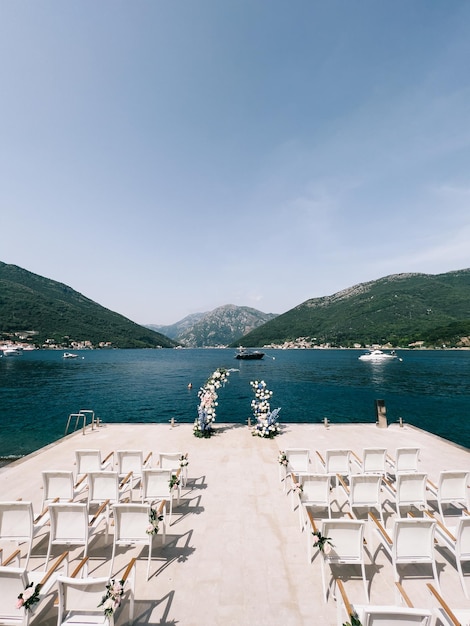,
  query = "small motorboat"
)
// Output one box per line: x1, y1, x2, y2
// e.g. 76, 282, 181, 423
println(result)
235, 348, 265, 360
358, 349, 400, 362
63, 352, 79, 359
1, 345, 23, 356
